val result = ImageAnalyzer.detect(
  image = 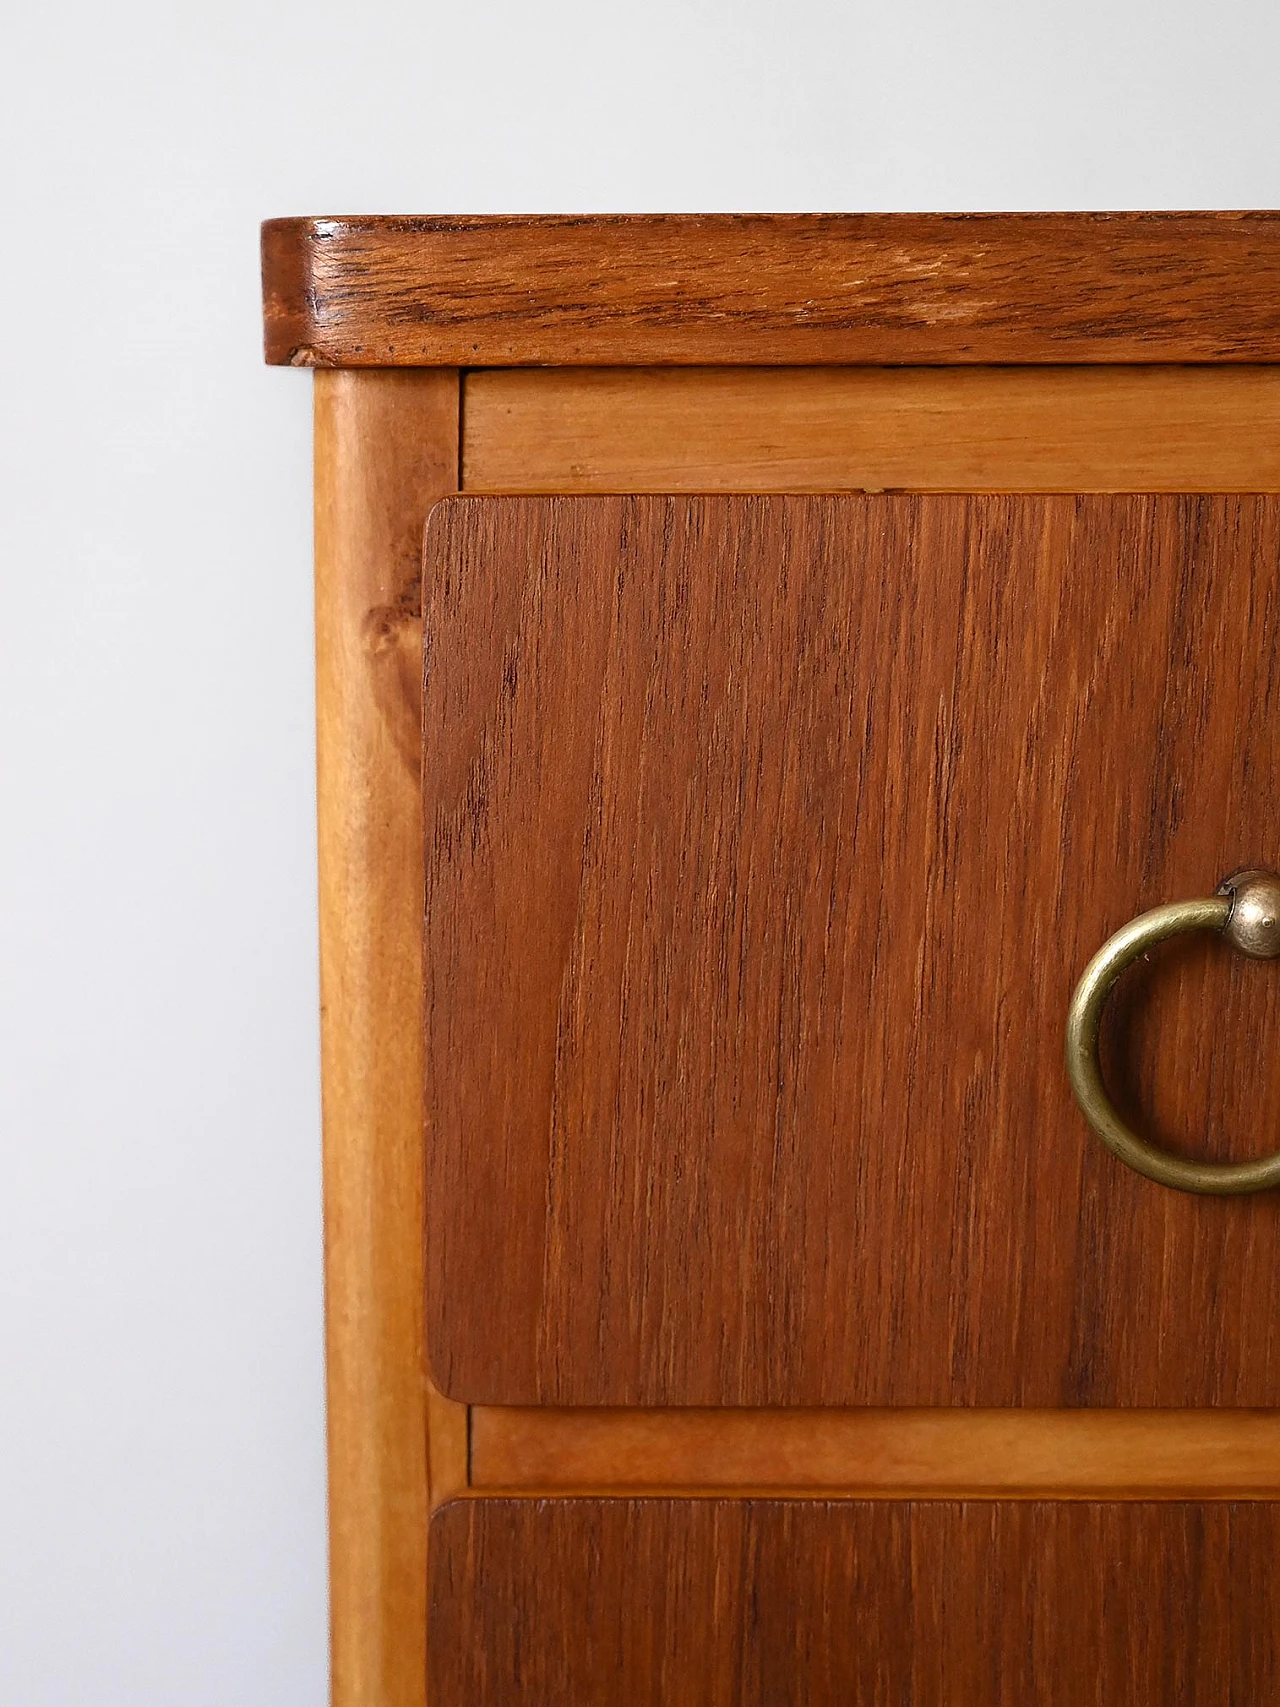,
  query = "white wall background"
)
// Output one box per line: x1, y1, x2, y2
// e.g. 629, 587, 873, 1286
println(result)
1, 3, 1277, 1702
